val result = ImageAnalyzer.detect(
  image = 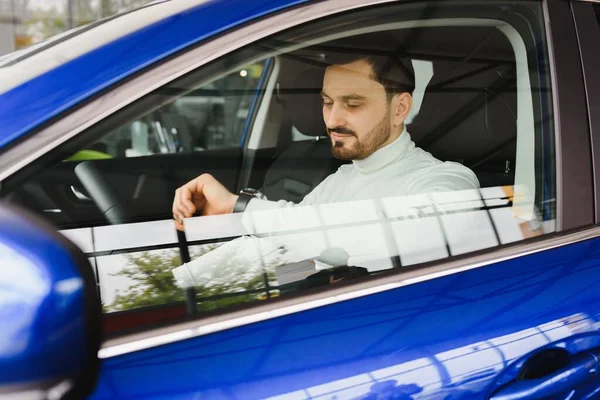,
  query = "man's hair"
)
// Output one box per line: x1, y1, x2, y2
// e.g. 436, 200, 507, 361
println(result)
324, 51, 415, 100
